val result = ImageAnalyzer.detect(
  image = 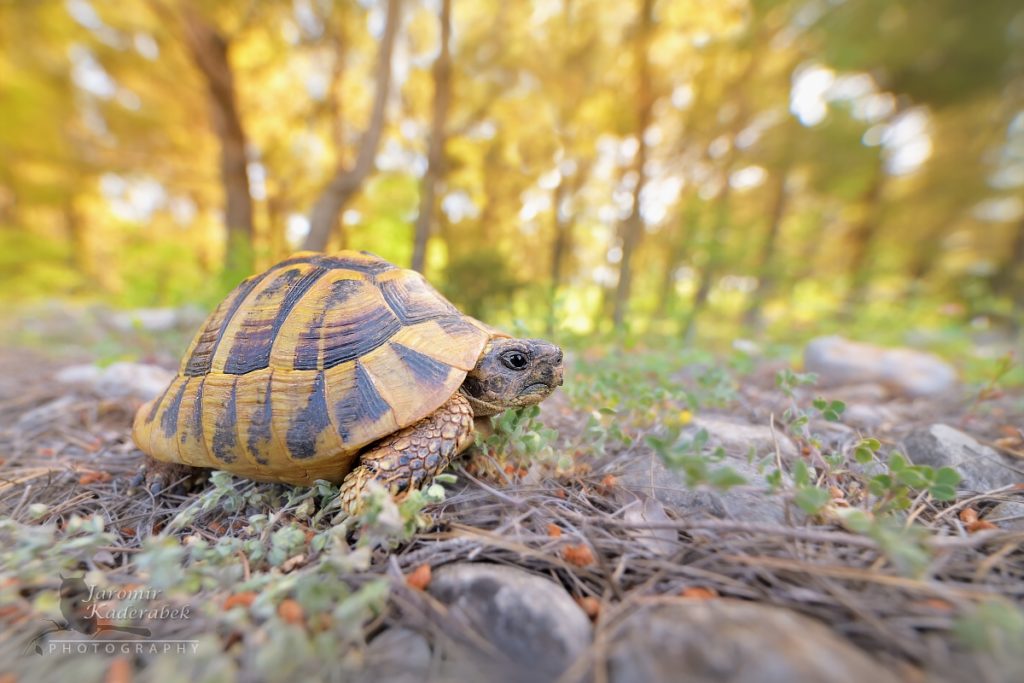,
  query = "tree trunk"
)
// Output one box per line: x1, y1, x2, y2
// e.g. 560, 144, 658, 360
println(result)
742, 168, 790, 331
655, 196, 698, 319
842, 160, 886, 316
303, 0, 402, 251
411, 0, 452, 273
610, 0, 654, 331
546, 159, 592, 334
993, 213, 1024, 333
681, 181, 732, 342
180, 3, 254, 276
